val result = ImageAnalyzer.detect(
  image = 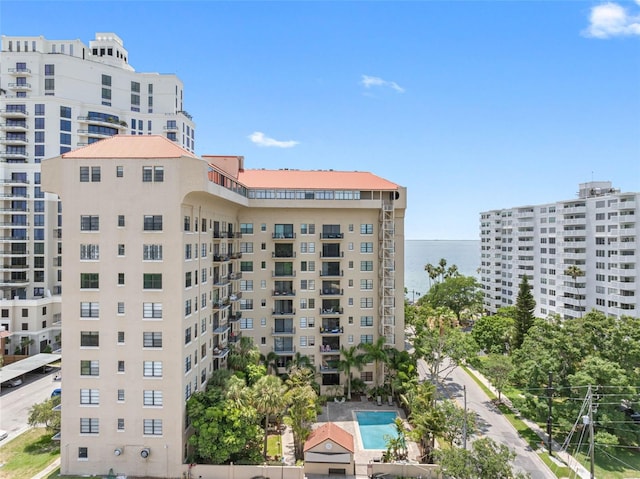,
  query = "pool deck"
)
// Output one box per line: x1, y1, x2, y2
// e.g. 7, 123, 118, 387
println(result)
314, 396, 421, 477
